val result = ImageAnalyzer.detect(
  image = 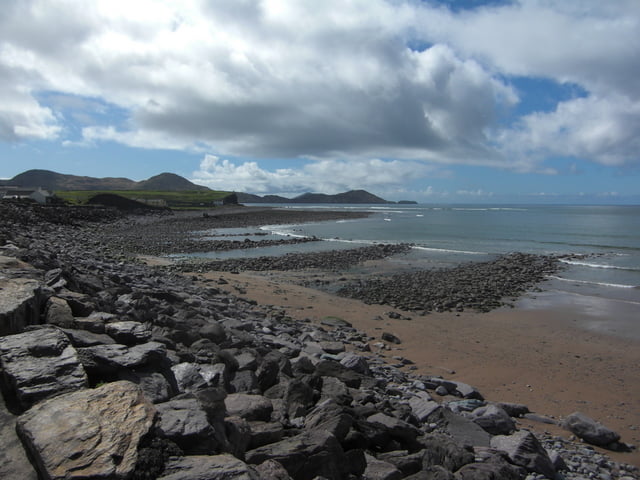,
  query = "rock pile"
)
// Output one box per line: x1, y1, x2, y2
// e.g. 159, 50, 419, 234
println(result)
0, 202, 637, 479
337, 253, 561, 313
